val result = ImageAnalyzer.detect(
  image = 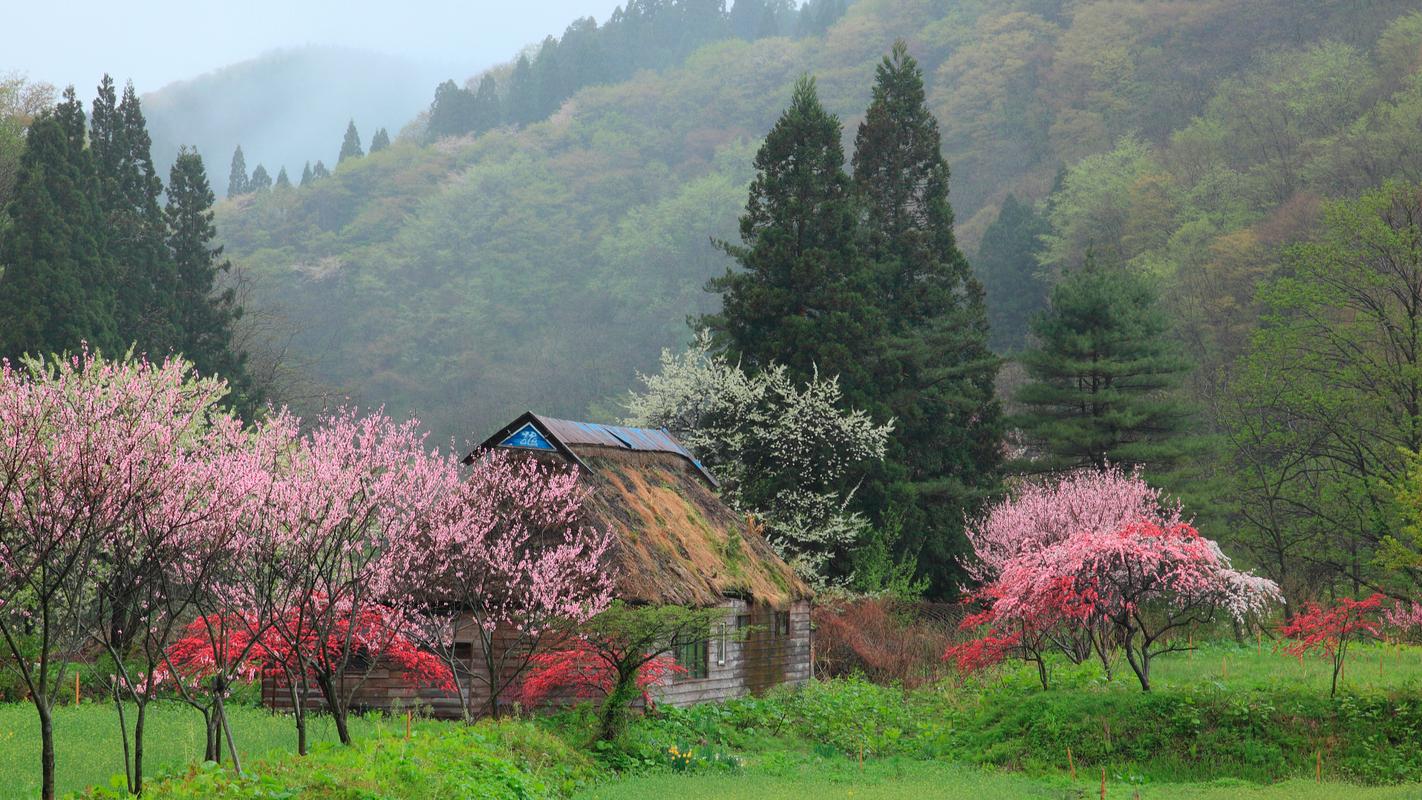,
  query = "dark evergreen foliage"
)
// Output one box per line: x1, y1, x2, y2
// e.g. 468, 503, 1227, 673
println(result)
0, 96, 118, 360
226, 145, 248, 197
976, 194, 1050, 354
703, 75, 873, 390
338, 120, 362, 163
93, 79, 178, 355
1015, 256, 1195, 473
310, 160, 330, 180
166, 147, 256, 413
248, 164, 272, 192
300, 161, 313, 186
849, 41, 1002, 593
274, 166, 291, 188
369, 128, 390, 153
